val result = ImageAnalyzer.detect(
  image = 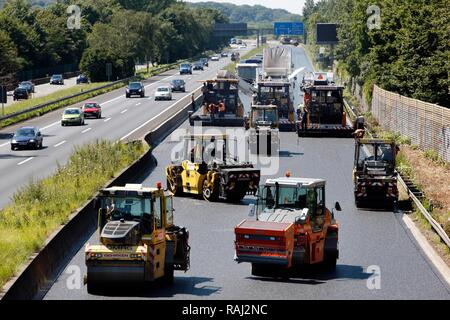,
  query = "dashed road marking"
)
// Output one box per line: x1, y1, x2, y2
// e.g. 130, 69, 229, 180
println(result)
54, 140, 66, 148
82, 128, 92, 134
121, 109, 128, 114
104, 117, 112, 122
17, 157, 34, 166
